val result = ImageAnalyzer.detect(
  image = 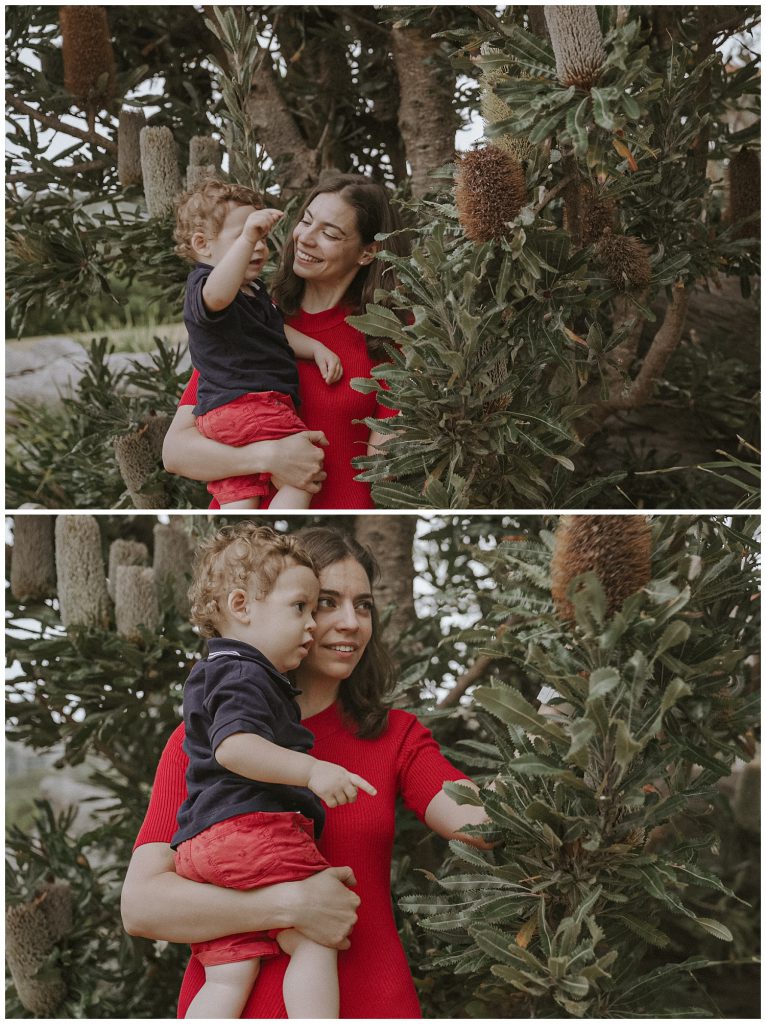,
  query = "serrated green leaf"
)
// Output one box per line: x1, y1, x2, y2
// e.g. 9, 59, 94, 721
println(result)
475, 685, 567, 743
